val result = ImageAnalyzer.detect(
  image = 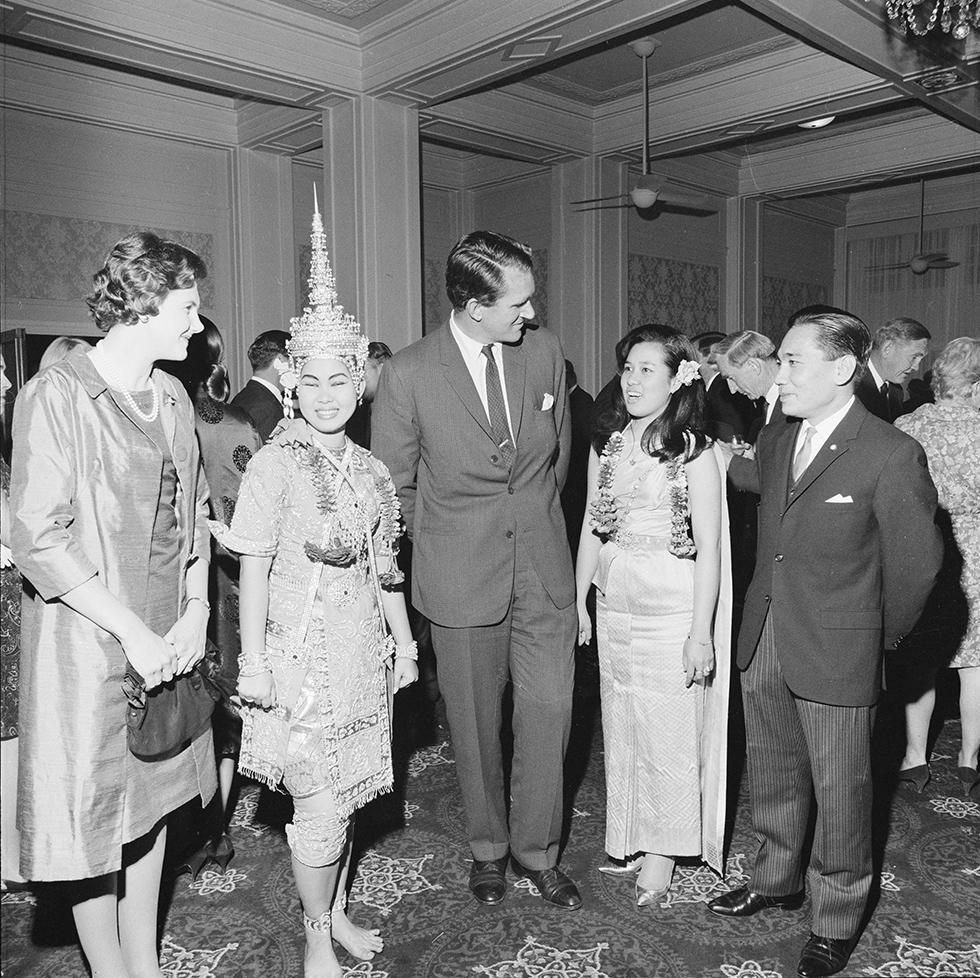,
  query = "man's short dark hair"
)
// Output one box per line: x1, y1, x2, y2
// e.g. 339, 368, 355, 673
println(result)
786, 304, 847, 330
247, 330, 290, 370
875, 317, 931, 348
691, 331, 726, 357
791, 310, 872, 380
368, 341, 393, 362
445, 230, 533, 310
